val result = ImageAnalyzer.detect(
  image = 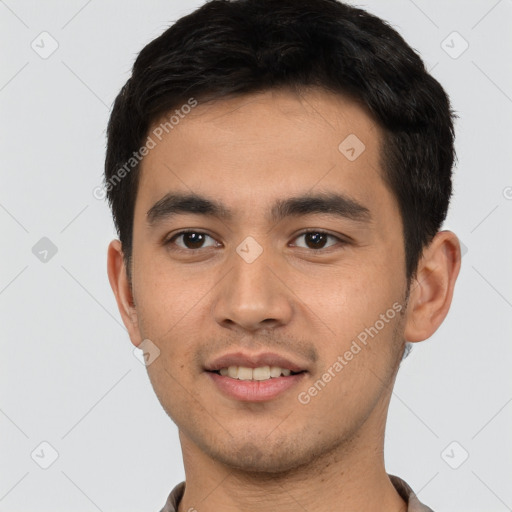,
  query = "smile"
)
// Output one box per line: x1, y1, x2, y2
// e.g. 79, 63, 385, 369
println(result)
214, 365, 302, 380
